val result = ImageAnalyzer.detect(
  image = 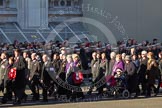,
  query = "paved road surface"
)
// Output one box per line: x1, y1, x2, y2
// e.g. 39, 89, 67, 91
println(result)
1, 88, 162, 108
0, 97, 162, 108
0, 93, 162, 108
